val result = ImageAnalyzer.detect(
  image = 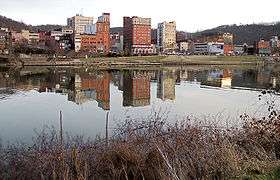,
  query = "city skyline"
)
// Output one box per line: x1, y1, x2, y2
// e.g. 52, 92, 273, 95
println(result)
1, 0, 280, 32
